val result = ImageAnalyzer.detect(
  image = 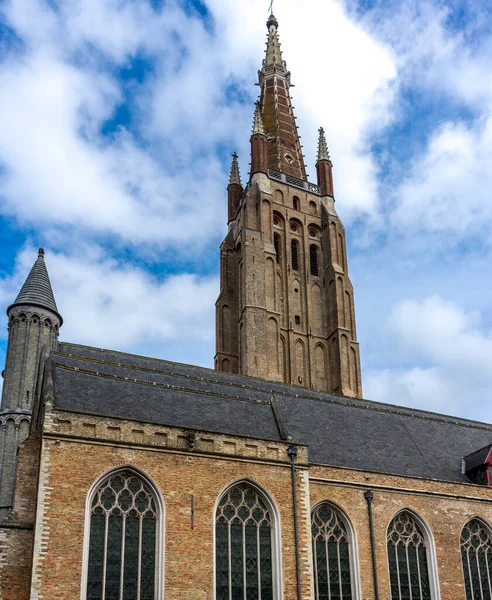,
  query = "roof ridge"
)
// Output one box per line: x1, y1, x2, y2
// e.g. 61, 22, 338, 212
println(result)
53, 348, 492, 432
